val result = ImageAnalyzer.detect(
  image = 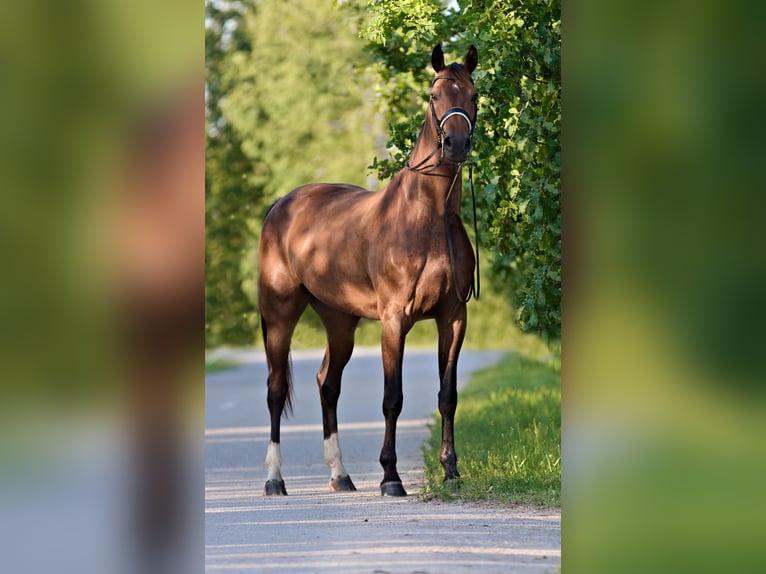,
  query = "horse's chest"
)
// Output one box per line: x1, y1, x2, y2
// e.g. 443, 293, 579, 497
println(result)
372, 219, 472, 317
399, 253, 453, 315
